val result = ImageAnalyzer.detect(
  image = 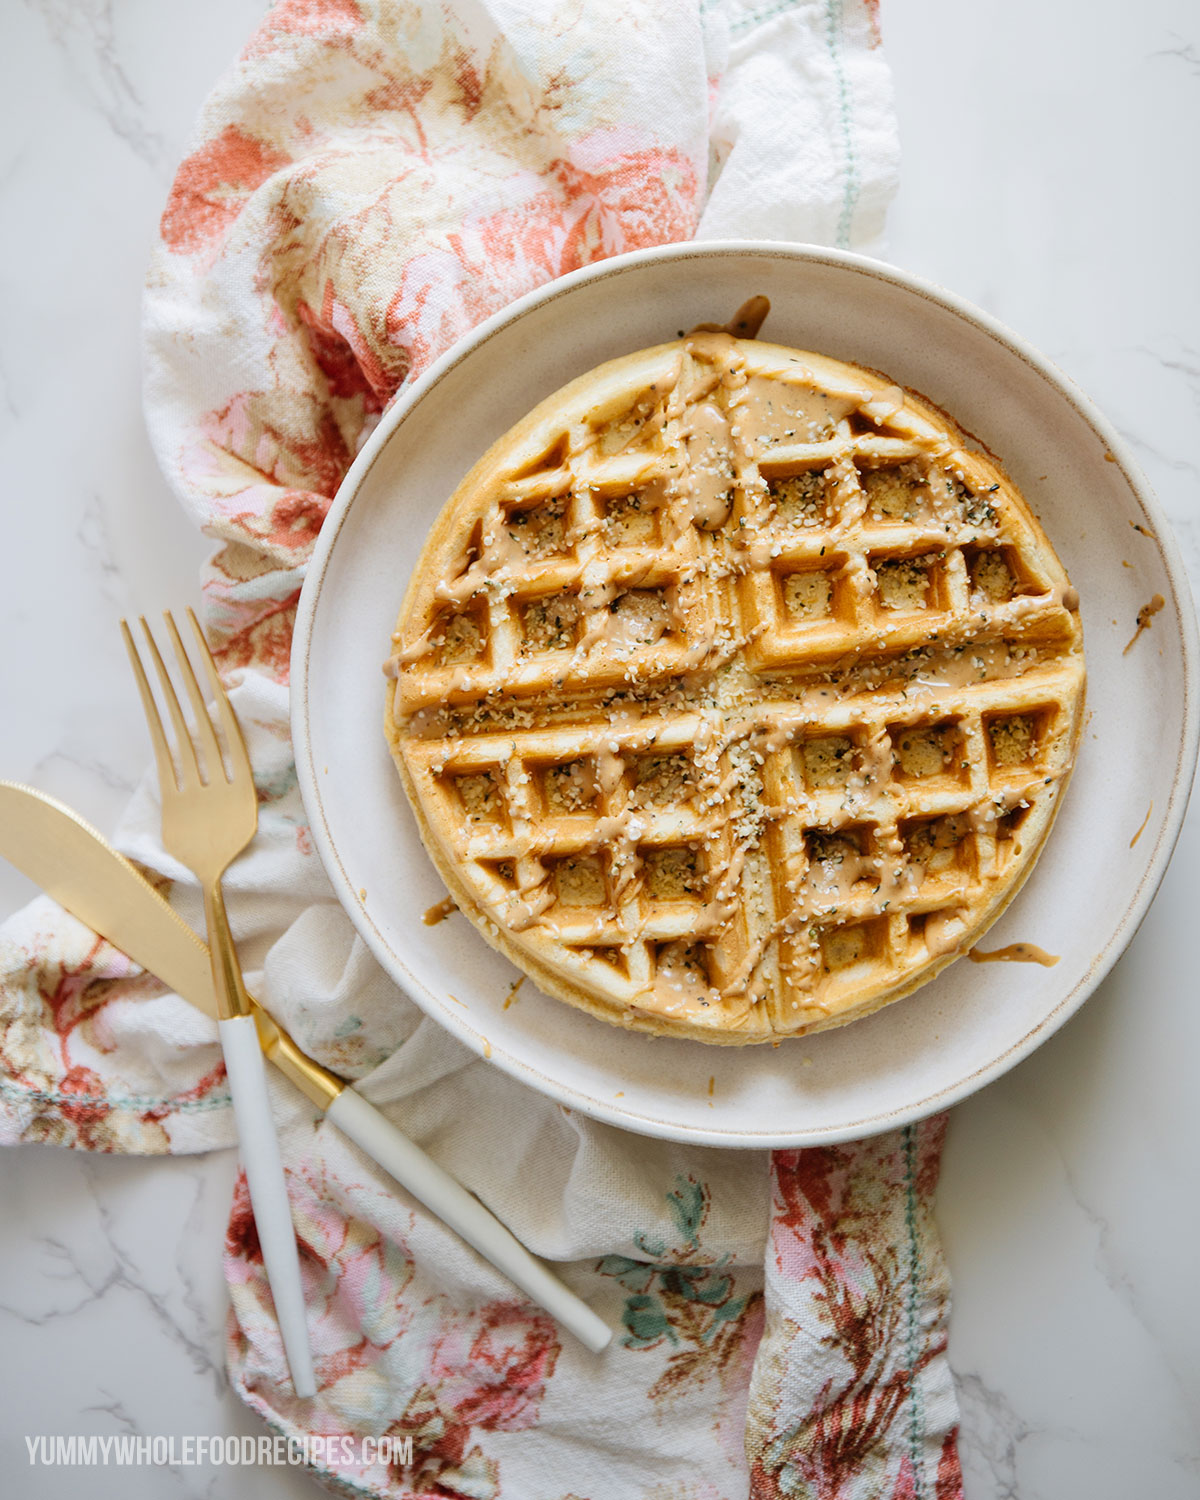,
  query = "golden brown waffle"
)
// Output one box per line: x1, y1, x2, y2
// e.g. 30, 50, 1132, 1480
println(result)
384, 331, 1084, 1044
